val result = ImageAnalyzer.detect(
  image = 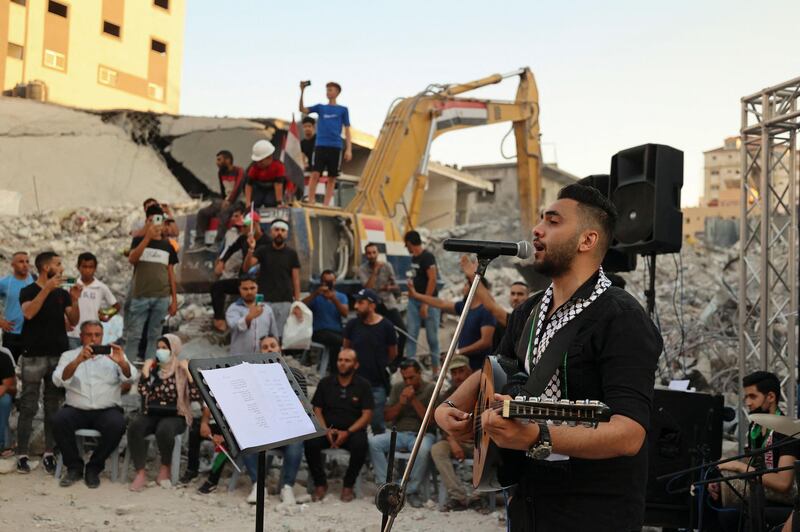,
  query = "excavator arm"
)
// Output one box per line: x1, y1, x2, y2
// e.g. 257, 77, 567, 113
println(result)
346, 67, 542, 236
